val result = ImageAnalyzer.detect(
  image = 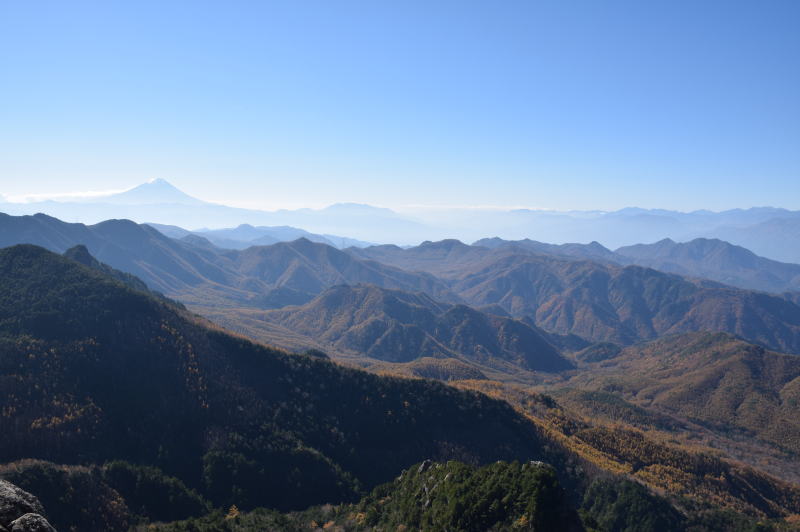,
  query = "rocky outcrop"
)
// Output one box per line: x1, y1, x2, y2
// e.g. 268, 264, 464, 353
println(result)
9, 514, 56, 532
0, 481, 43, 528
0, 481, 54, 532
